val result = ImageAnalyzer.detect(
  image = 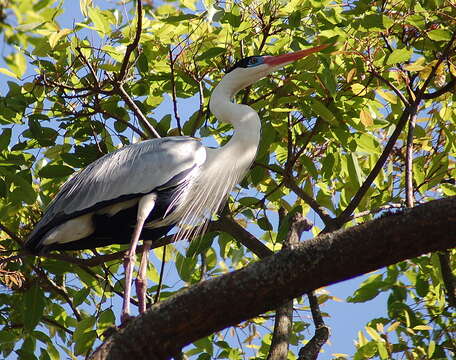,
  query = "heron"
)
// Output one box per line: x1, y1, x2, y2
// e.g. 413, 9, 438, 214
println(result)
25, 43, 328, 322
